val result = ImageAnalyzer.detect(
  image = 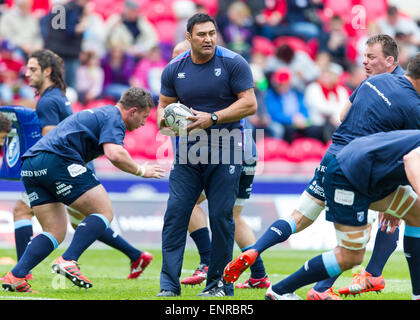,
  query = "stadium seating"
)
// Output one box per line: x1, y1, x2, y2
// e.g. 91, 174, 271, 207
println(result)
287, 138, 326, 163
256, 137, 290, 162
